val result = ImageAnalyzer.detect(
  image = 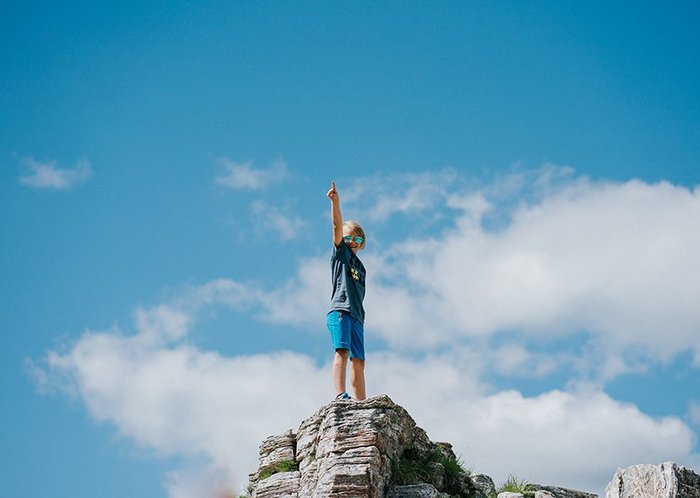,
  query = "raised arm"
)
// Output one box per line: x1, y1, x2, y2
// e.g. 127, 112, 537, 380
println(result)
326, 180, 343, 247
